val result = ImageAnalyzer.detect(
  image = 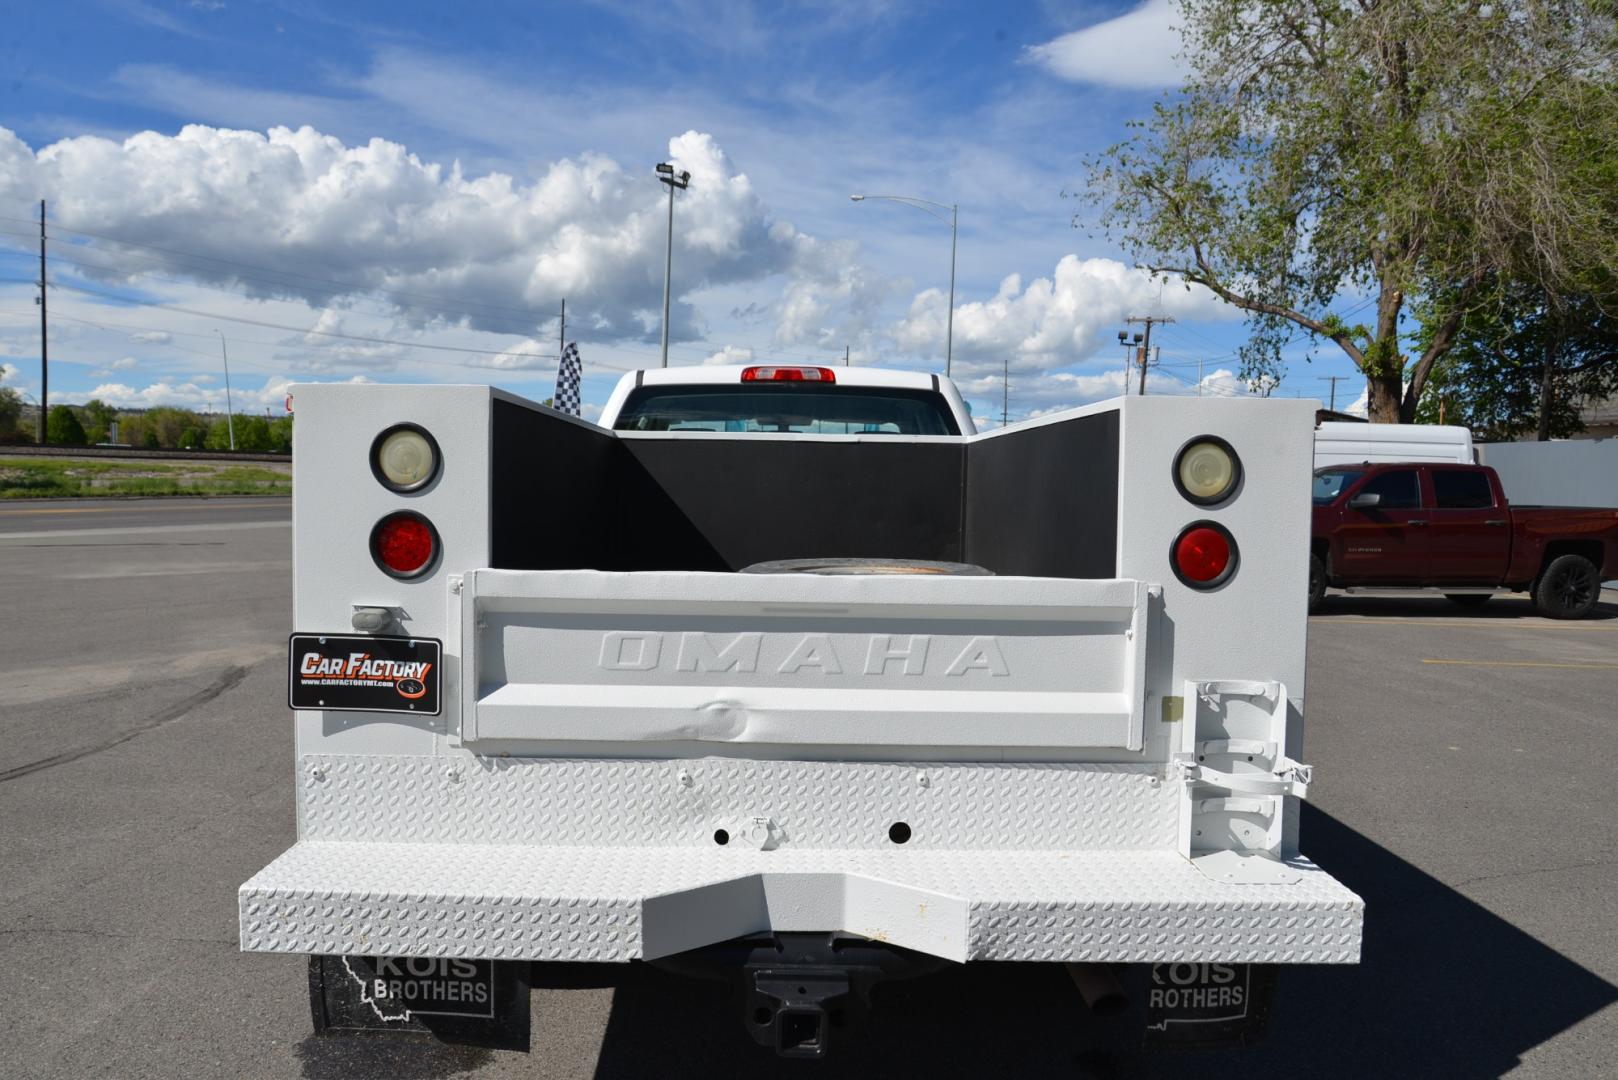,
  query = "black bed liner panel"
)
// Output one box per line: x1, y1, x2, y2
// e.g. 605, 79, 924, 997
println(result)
489, 400, 1118, 579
